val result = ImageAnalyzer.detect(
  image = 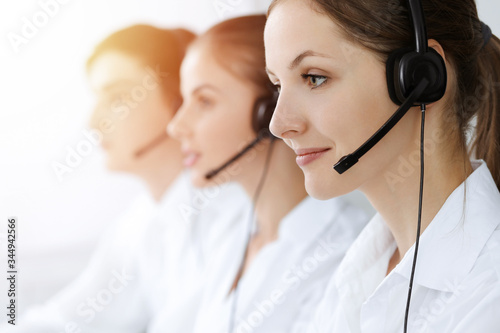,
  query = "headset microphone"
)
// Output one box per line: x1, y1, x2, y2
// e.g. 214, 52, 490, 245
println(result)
207, 88, 277, 333
134, 131, 169, 158
205, 135, 266, 180
205, 90, 278, 181
330, 1, 447, 332
333, 0, 446, 175
333, 78, 429, 174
